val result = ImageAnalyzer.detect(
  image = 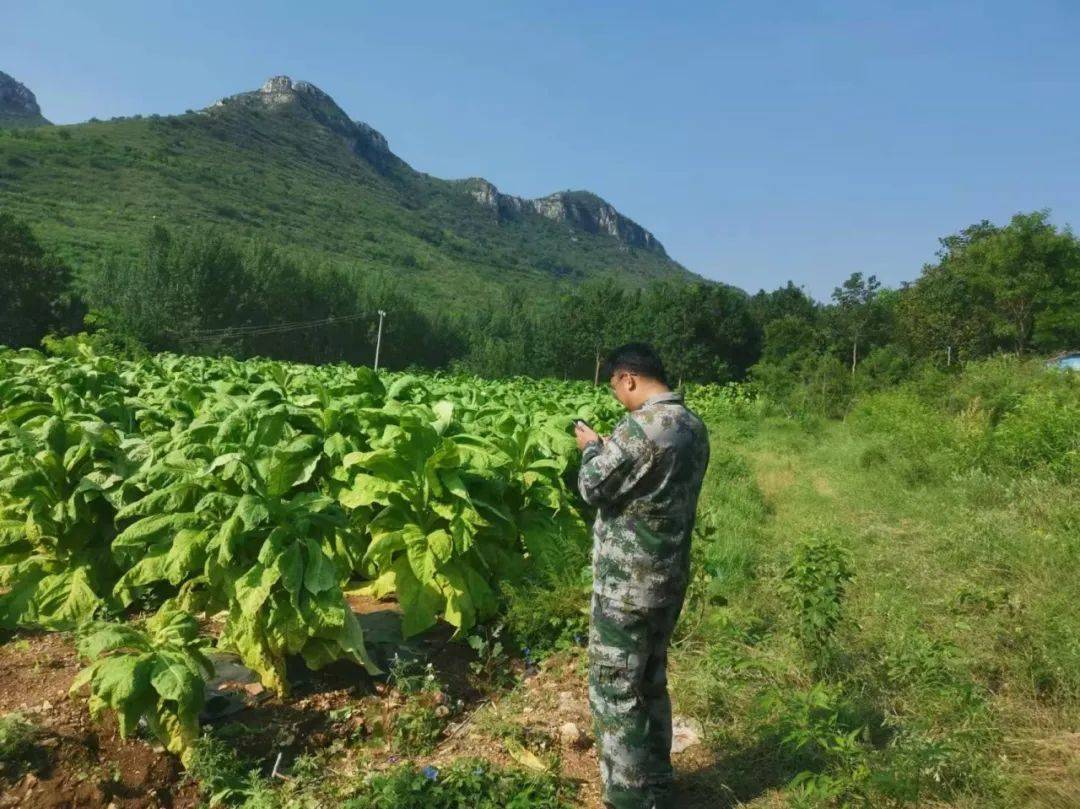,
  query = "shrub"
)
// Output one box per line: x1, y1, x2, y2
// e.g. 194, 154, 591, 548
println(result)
852, 344, 916, 394
941, 355, 1036, 421
986, 380, 1079, 481
848, 389, 961, 484
752, 351, 854, 418
782, 535, 853, 662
